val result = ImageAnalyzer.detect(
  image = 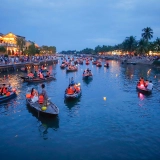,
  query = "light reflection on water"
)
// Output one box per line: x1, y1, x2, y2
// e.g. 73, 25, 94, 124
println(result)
0, 59, 160, 159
